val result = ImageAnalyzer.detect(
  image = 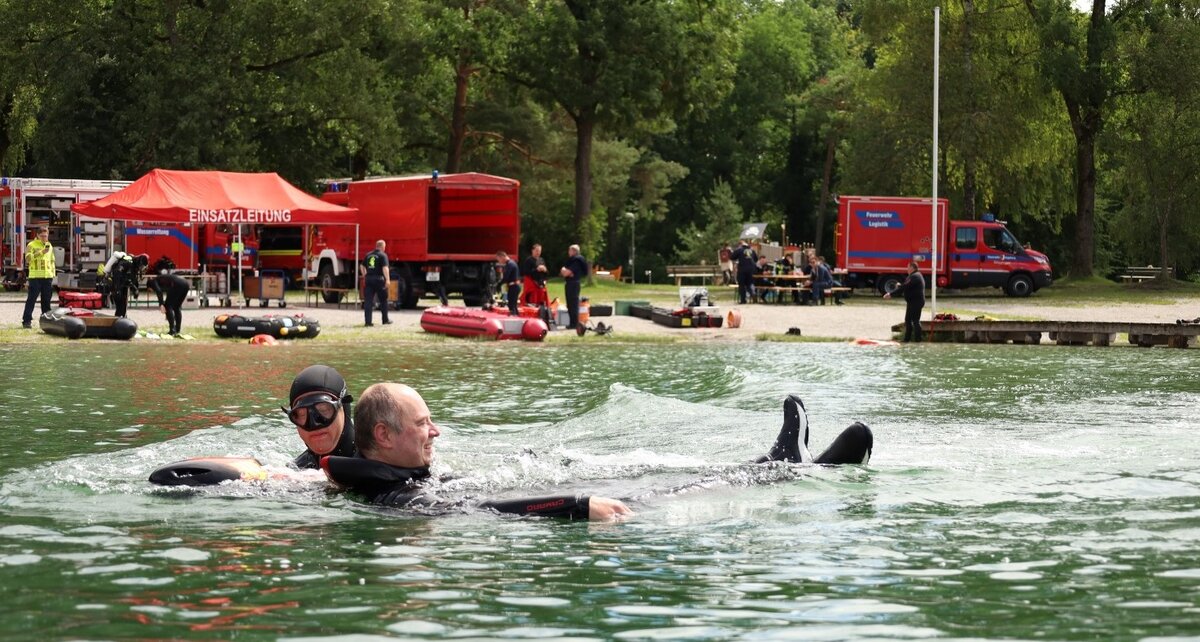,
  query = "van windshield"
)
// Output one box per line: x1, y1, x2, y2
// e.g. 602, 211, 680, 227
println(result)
983, 227, 1023, 254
